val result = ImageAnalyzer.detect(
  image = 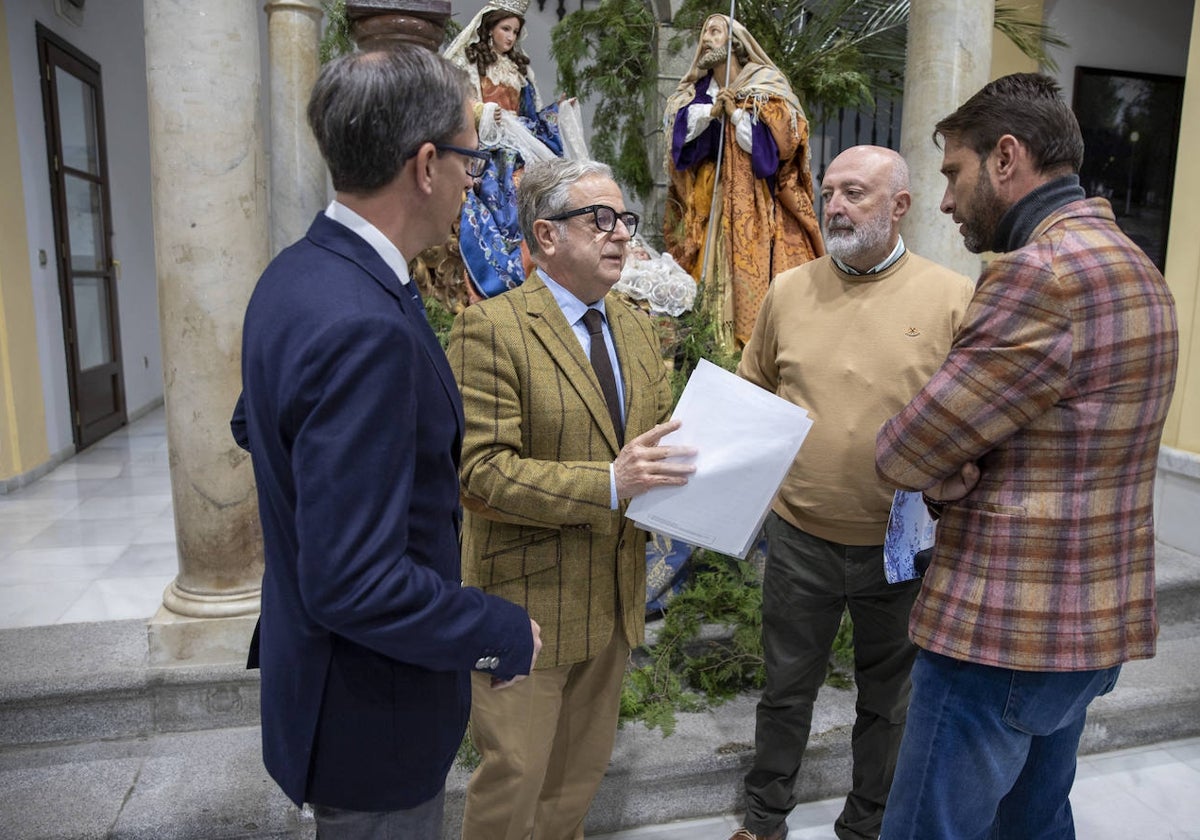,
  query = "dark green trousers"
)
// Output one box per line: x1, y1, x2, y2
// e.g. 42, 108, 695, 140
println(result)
743, 513, 921, 840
